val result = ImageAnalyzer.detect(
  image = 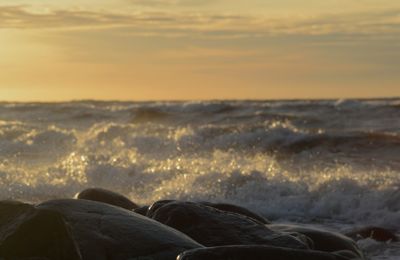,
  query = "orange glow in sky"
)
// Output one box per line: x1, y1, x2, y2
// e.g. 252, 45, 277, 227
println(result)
0, 1, 399, 101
